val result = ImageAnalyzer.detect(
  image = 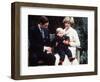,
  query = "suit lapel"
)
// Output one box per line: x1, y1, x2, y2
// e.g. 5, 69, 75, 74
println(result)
36, 26, 43, 39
